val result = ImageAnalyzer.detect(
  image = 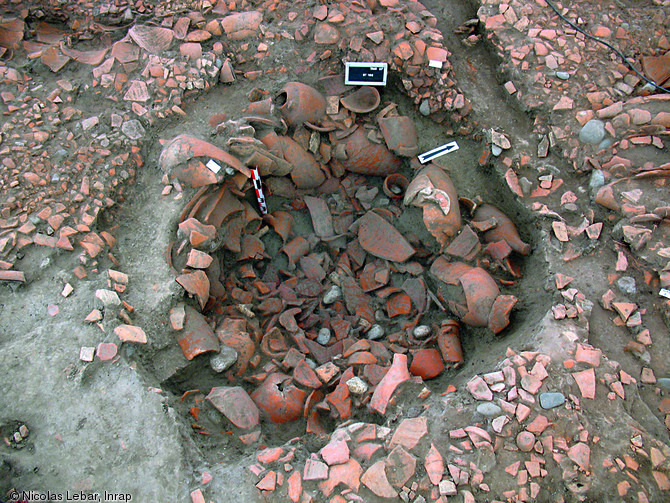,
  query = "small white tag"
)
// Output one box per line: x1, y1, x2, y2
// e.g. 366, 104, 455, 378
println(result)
428, 60, 443, 69
206, 159, 221, 174
660, 288, 670, 299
